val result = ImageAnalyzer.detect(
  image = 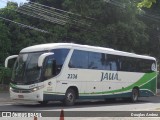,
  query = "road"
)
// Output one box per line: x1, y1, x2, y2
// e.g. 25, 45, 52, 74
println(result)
0, 97, 160, 111
0, 95, 160, 120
